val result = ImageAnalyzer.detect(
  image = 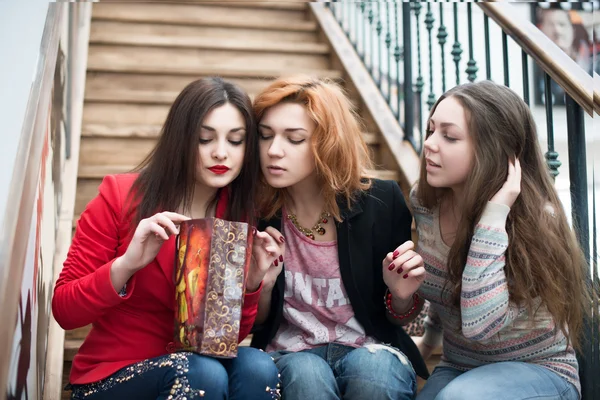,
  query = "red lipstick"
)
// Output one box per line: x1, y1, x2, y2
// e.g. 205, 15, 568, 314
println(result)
208, 165, 230, 175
